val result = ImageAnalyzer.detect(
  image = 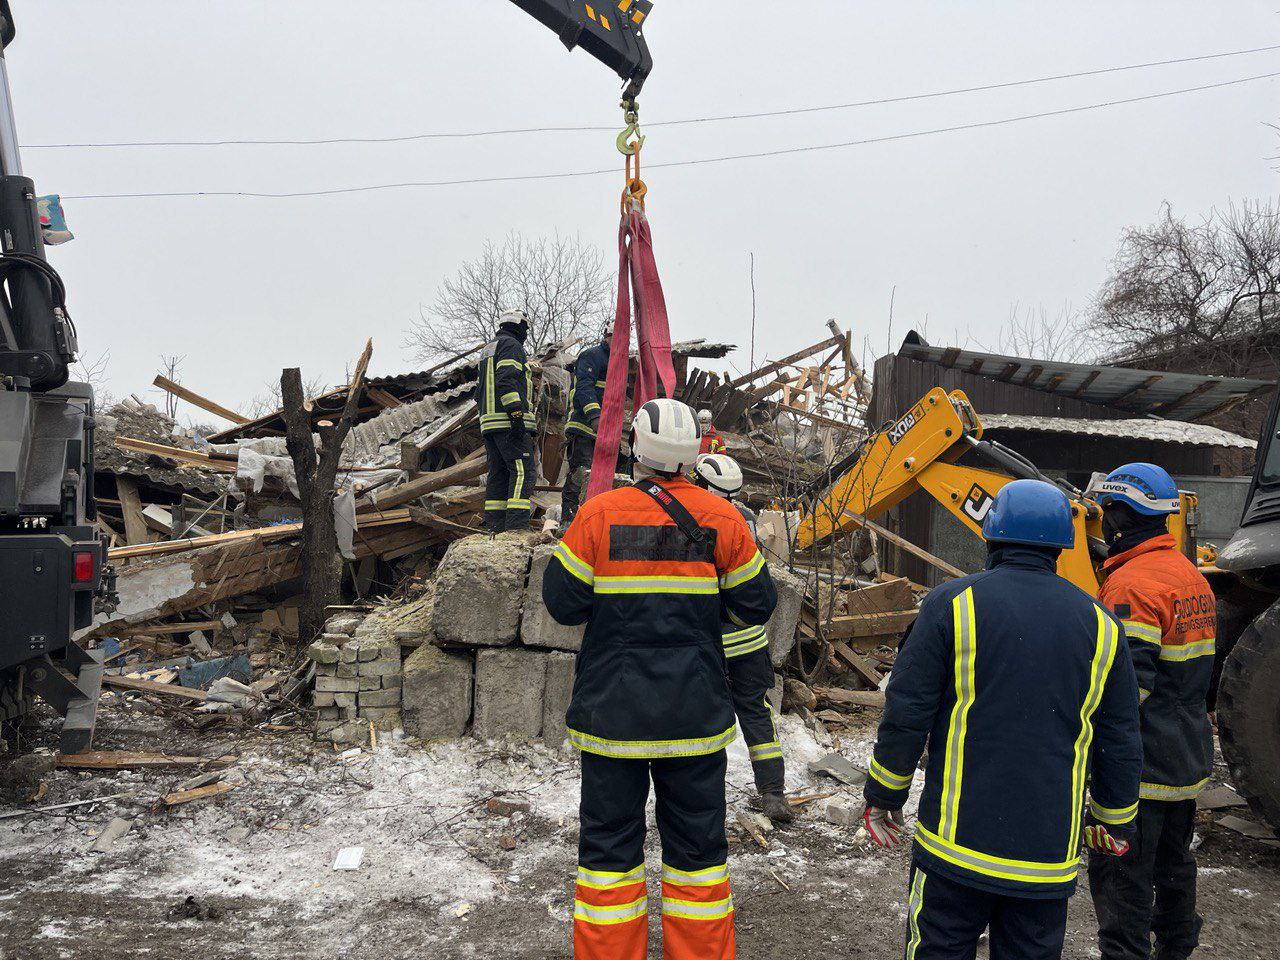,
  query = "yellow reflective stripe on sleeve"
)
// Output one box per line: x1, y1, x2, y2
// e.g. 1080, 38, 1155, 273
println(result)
500, 391, 522, 405
583, 402, 601, 413
916, 824, 1080, 884
720, 551, 765, 589
869, 757, 914, 791
595, 575, 719, 595
595, 379, 608, 388
577, 864, 645, 890
1159, 638, 1215, 662
1090, 799, 1138, 826
1138, 688, 1151, 703
1122, 620, 1162, 644
496, 358, 524, 370
1139, 778, 1210, 801
724, 635, 769, 659
661, 862, 728, 886
660, 895, 734, 921
574, 896, 648, 925
749, 741, 782, 762
906, 869, 926, 960
939, 588, 977, 842
568, 724, 737, 759
1068, 608, 1120, 856
553, 541, 594, 585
